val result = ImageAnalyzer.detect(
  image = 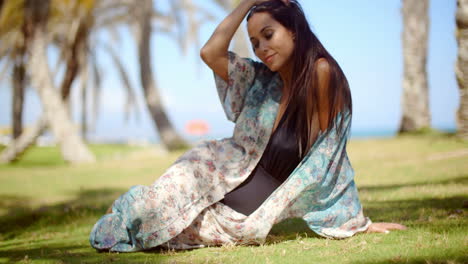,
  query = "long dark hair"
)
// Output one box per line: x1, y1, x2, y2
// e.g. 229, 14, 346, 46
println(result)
247, 0, 352, 156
